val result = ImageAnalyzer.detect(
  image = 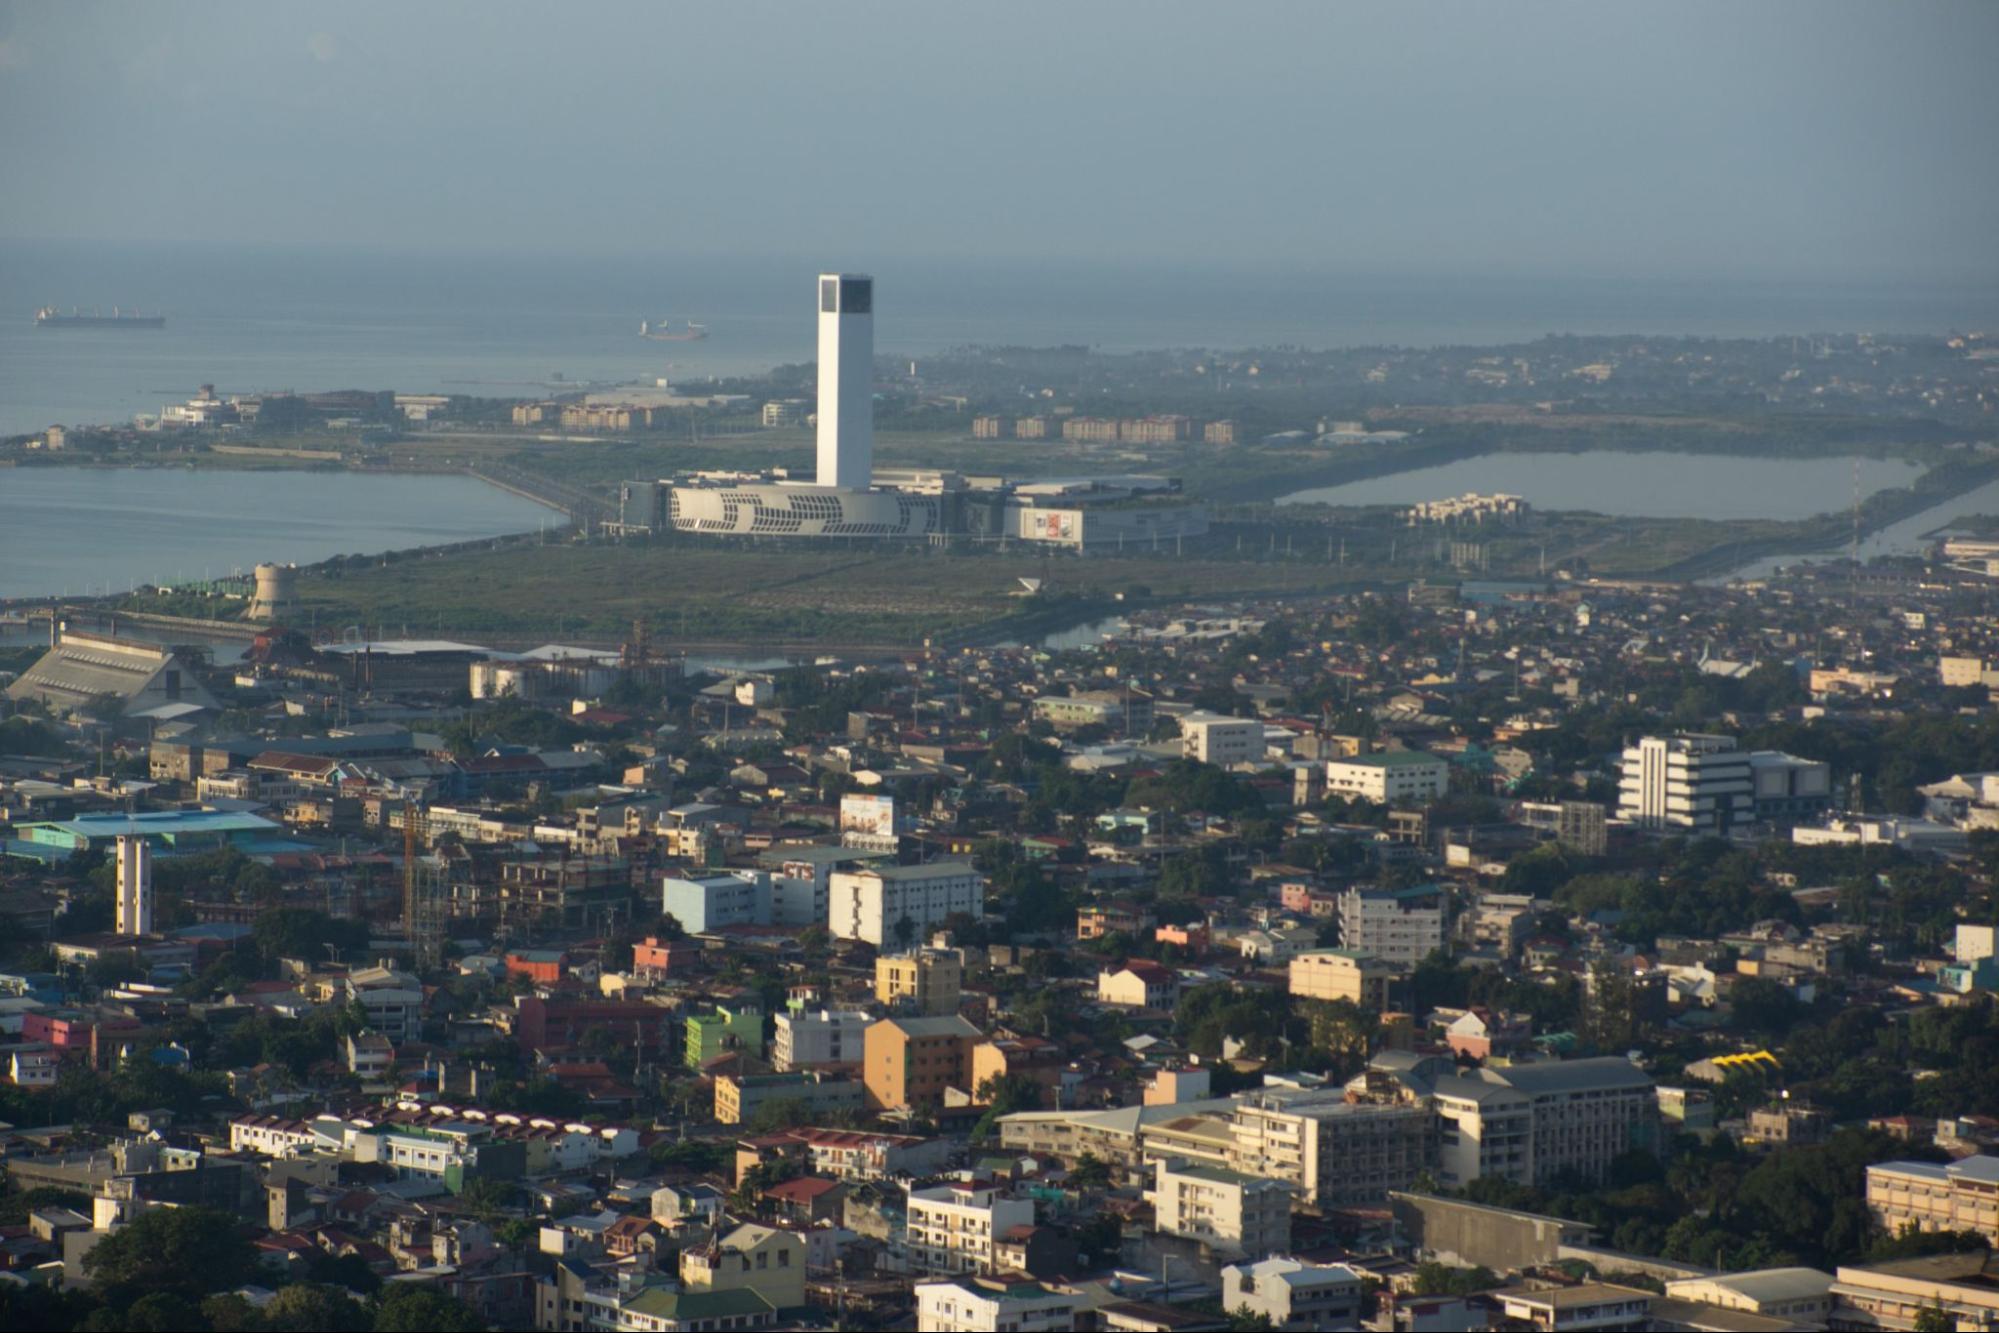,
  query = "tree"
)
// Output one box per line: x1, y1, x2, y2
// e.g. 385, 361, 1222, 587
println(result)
1411, 1262, 1501, 1296
1914, 1301, 1954, 1333
83, 1205, 255, 1305
265, 1283, 371, 1332
371, 1285, 485, 1333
